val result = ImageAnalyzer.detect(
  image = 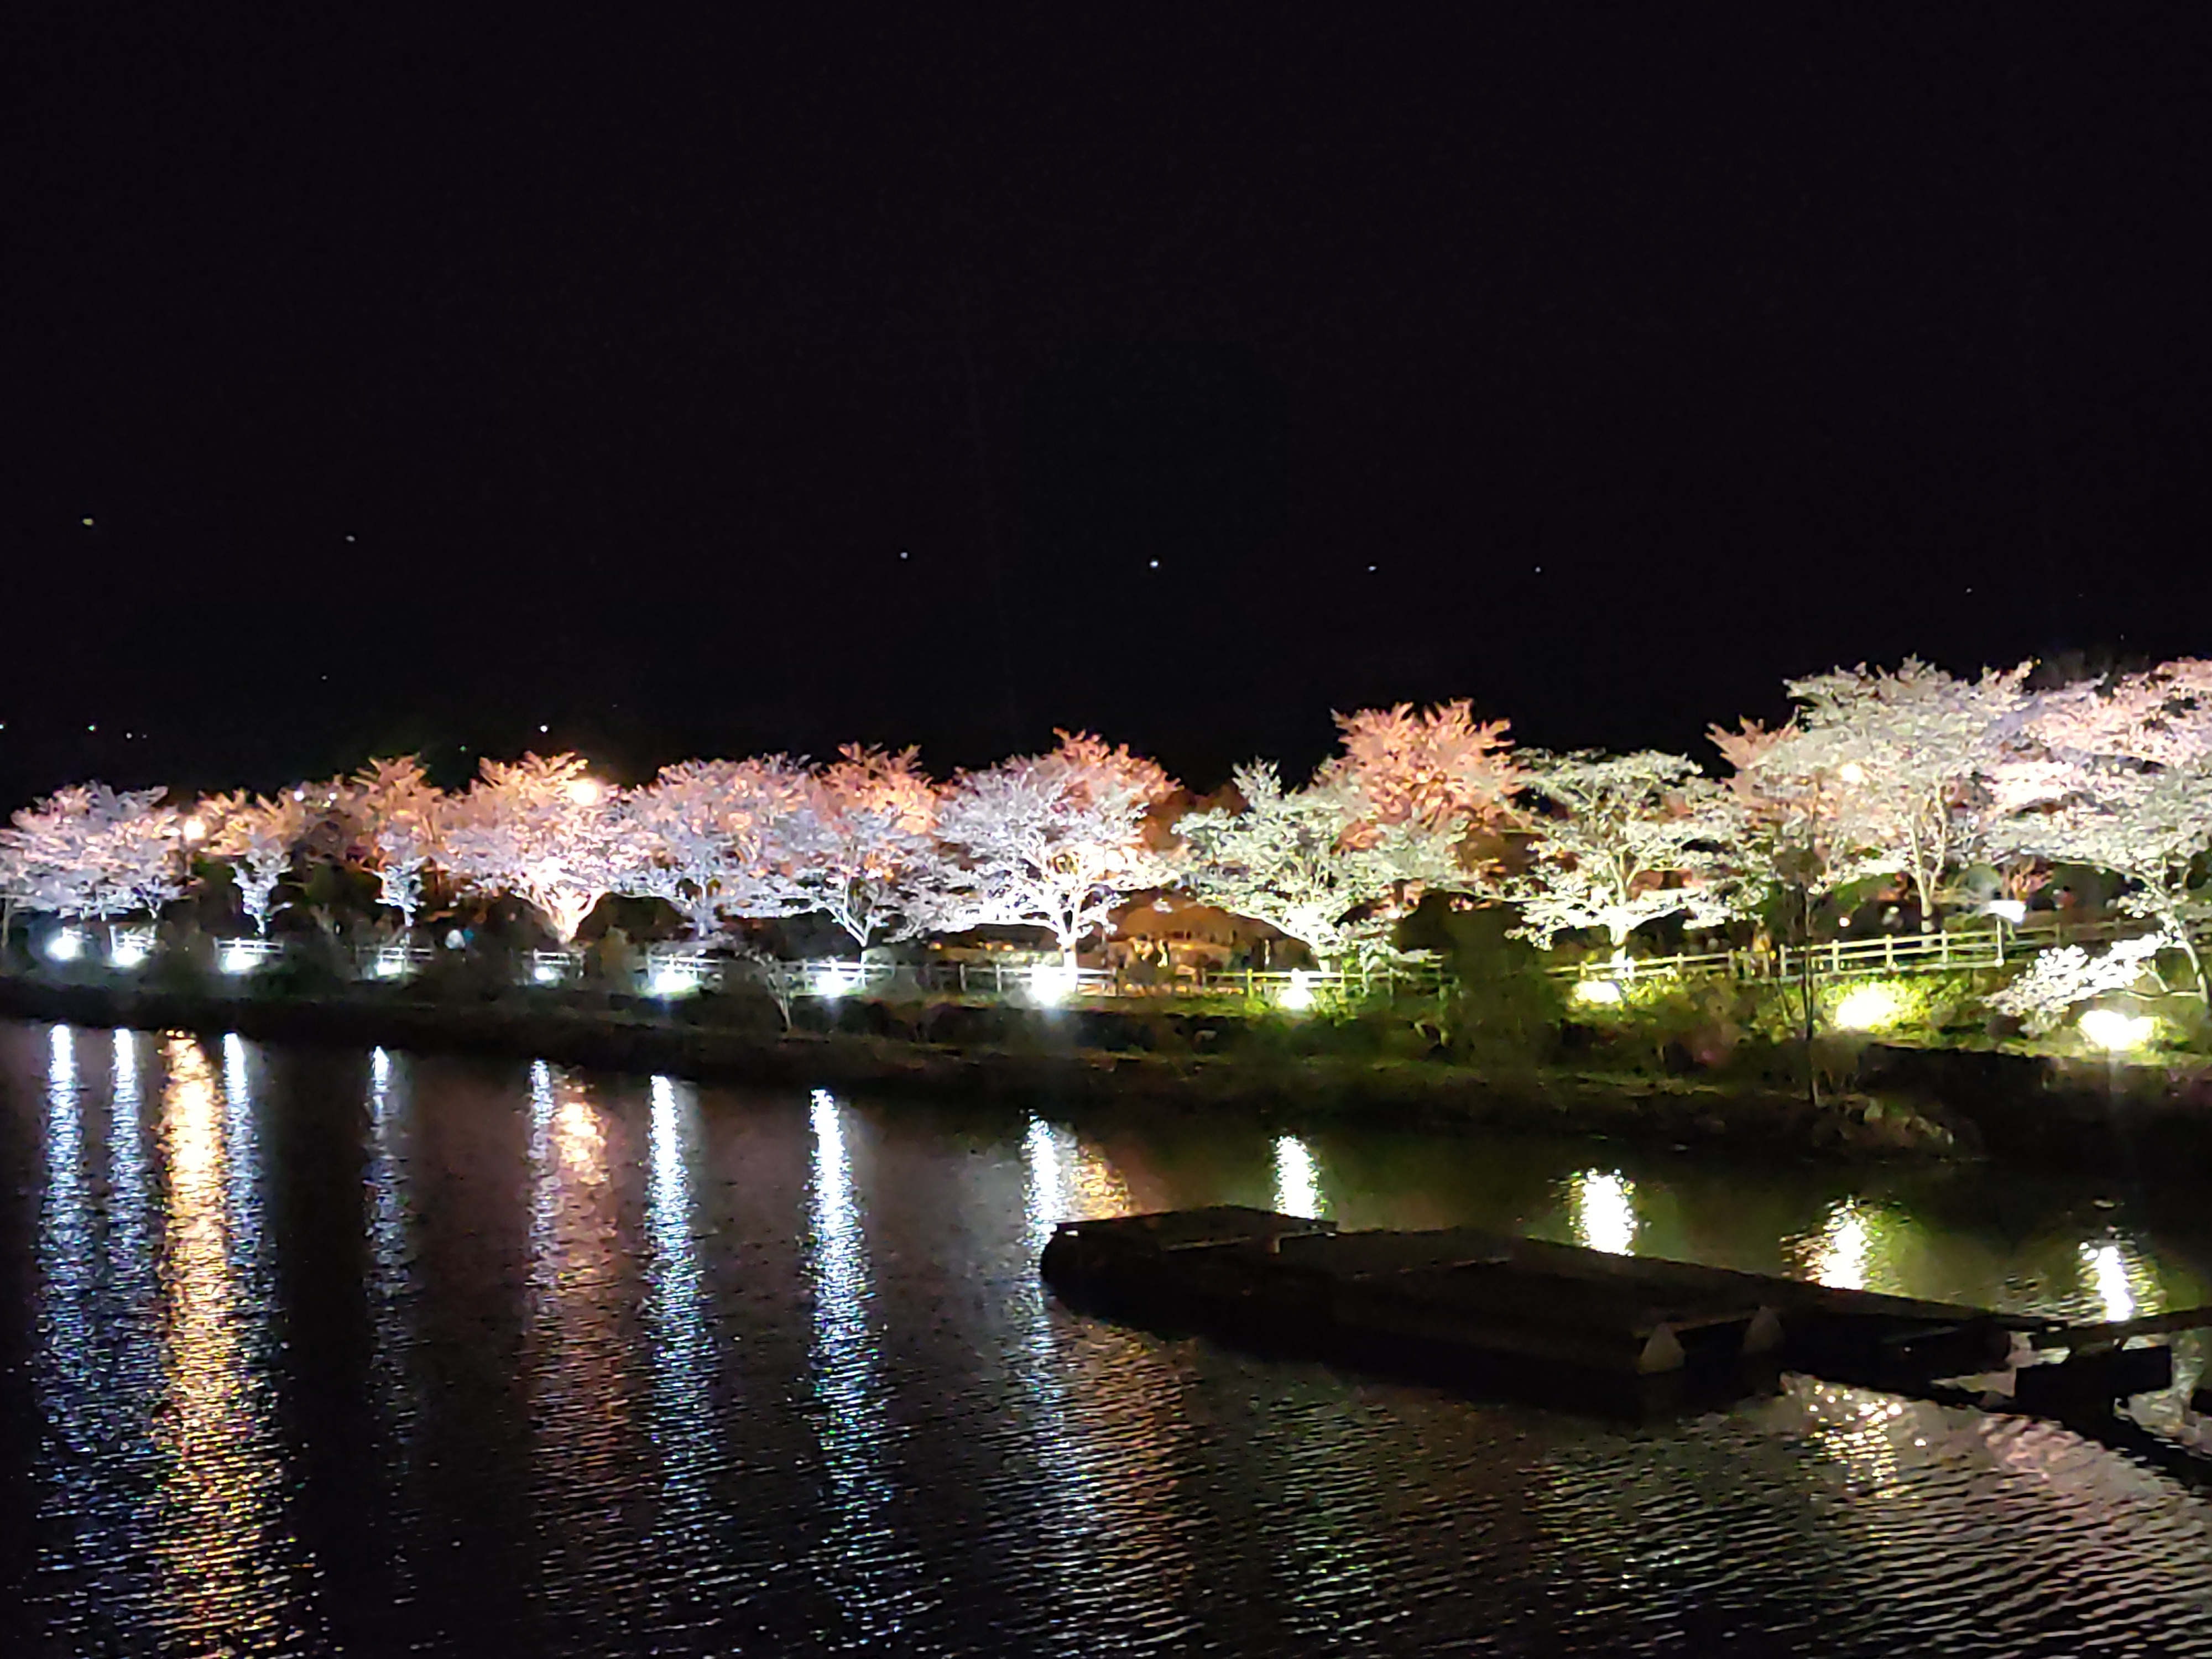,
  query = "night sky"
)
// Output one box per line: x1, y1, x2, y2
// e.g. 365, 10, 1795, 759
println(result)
6, 9, 2210, 804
